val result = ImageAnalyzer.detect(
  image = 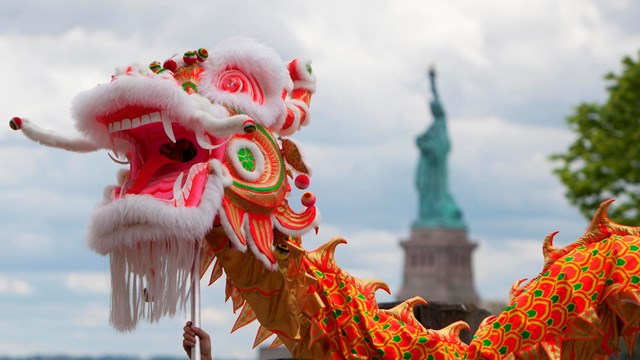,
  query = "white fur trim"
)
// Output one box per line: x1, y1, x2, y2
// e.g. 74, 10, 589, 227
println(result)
89, 176, 225, 331
198, 37, 290, 129
218, 209, 248, 252
208, 159, 233, 187
72, 74, 197, 149
226, 138, 265, 182
274, 104, 301, 137
114, 63, 153, 77
291, 58, 317, 93
87, 176, 223, 255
